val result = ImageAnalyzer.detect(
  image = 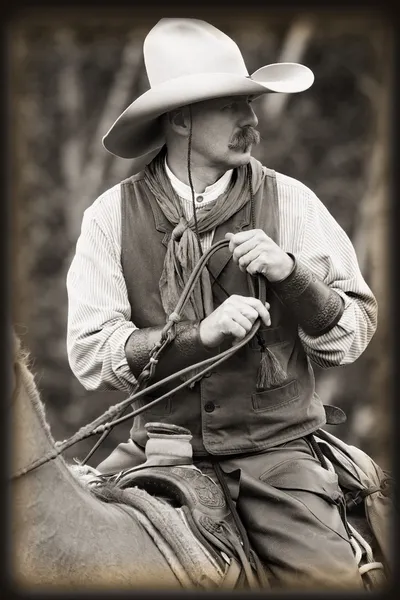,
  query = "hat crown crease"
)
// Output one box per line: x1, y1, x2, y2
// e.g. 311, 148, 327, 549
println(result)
144, 18, 249, 87
102, 17, 315, 159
